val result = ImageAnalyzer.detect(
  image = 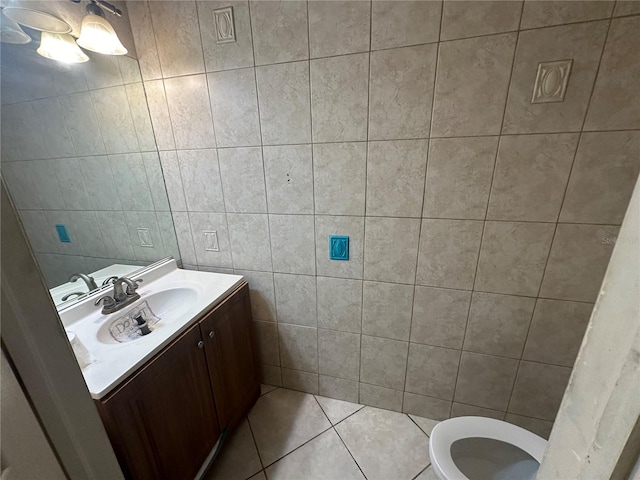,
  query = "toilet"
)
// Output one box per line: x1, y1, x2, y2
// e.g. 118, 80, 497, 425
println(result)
429, 416, 548, 480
